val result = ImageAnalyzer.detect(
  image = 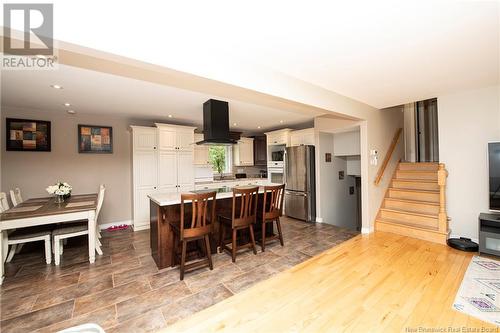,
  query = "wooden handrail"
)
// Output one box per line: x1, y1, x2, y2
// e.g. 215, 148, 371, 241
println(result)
437, 163, 448, 233
374, 128, 402, 185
